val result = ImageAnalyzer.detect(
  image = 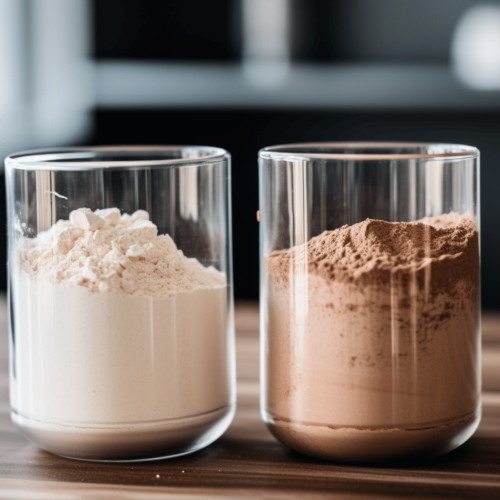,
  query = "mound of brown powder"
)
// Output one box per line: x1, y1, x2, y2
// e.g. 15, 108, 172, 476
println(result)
264, 212, 480, 462
267, 212, 479, 293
